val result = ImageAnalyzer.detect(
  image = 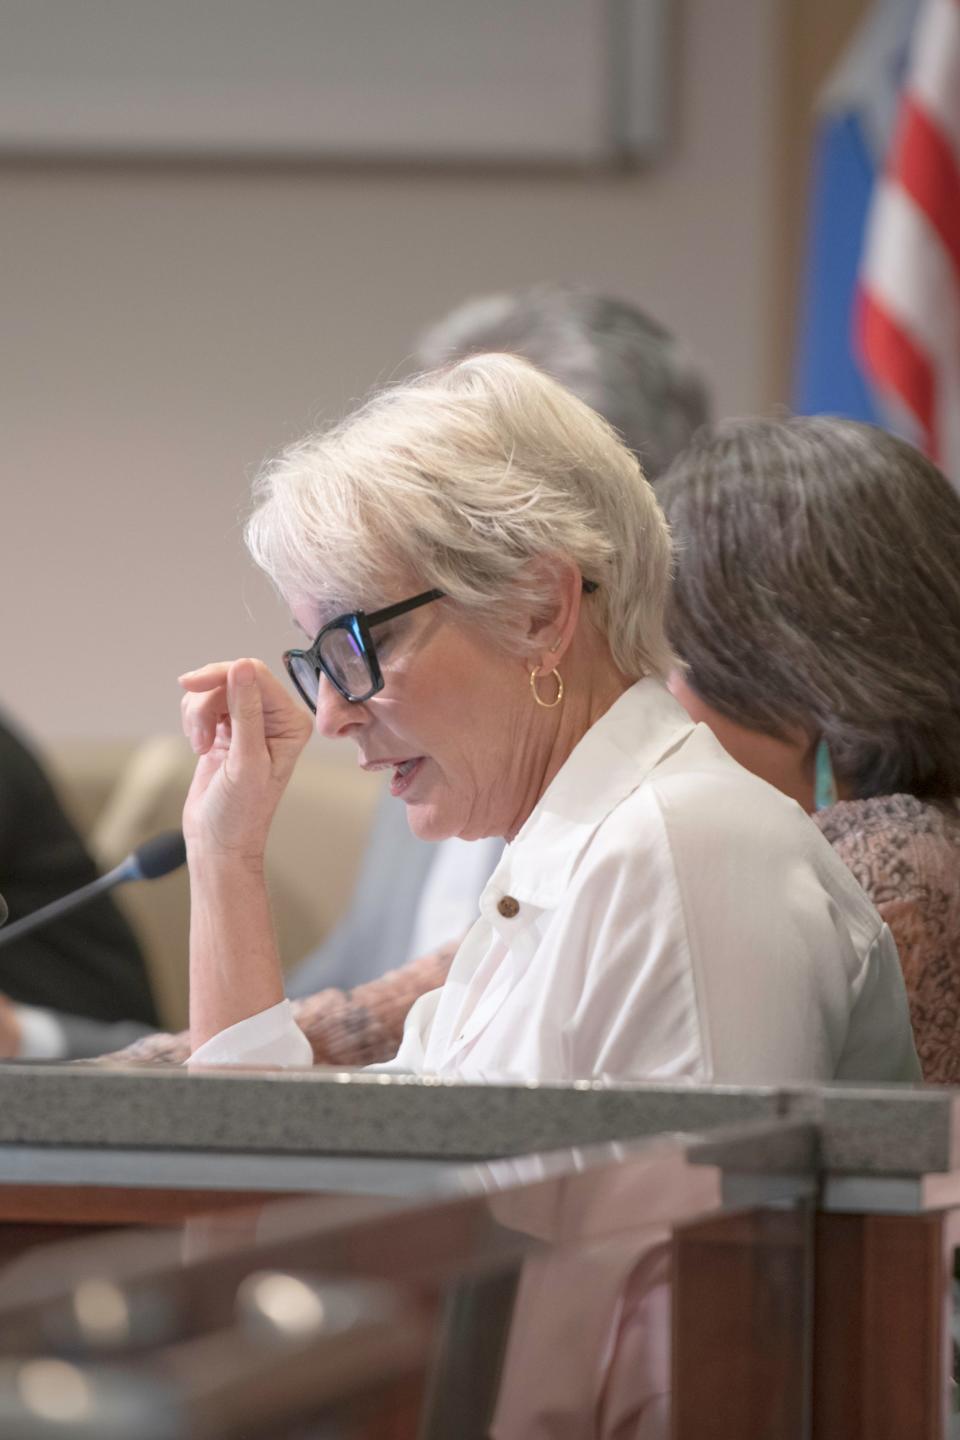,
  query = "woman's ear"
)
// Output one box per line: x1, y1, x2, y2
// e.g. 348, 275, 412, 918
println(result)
523, 555, 583, 670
